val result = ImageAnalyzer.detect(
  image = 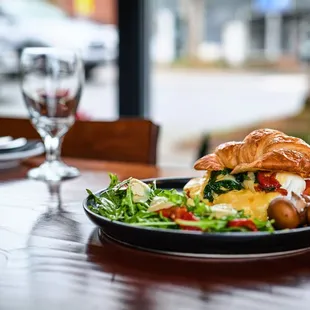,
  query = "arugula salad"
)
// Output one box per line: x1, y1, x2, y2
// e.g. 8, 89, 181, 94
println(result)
86, 173, 275, 233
